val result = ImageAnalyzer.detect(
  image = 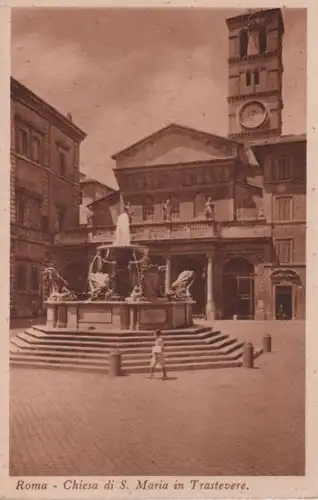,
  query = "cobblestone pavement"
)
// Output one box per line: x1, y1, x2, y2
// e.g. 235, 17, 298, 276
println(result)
10, 323, 305, 476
